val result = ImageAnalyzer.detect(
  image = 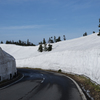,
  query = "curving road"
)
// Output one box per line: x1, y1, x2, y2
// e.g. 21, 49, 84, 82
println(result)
0, 68, 83, 100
